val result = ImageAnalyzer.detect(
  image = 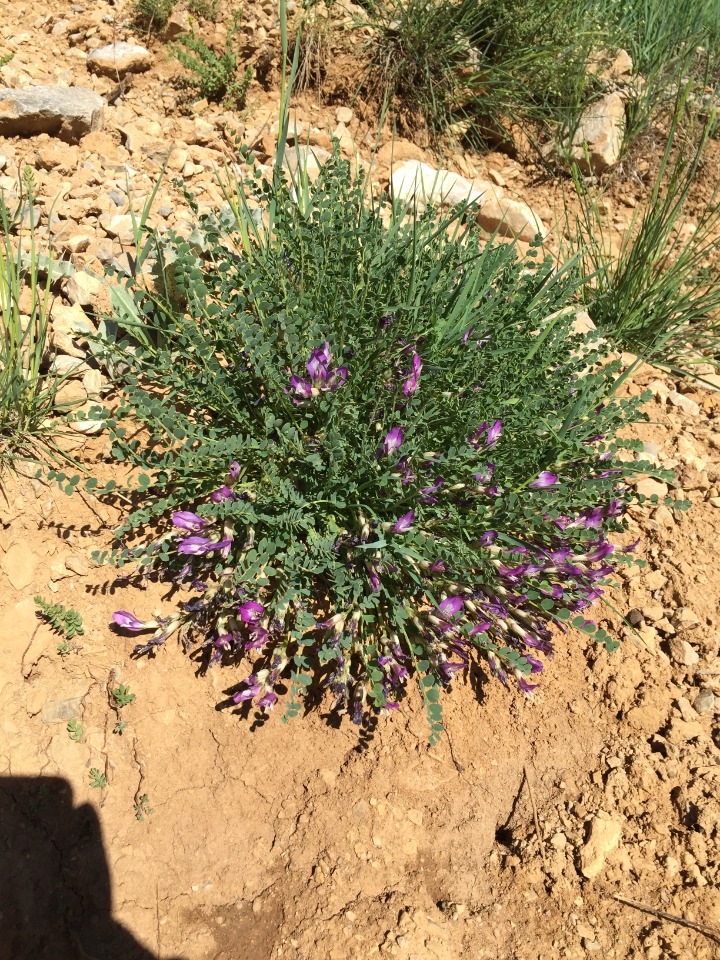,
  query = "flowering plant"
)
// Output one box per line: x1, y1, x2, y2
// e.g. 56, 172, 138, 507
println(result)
97, 153, 664, 740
